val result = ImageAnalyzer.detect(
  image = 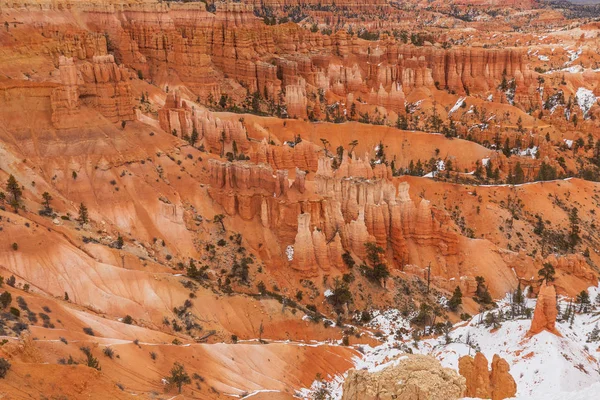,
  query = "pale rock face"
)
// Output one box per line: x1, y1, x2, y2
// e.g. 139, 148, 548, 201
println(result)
290, 213, 318, 275
341, 354, 466, 400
